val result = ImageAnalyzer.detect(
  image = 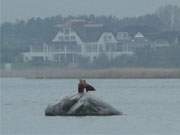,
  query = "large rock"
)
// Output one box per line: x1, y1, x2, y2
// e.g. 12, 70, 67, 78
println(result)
45, 93, 122, 116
